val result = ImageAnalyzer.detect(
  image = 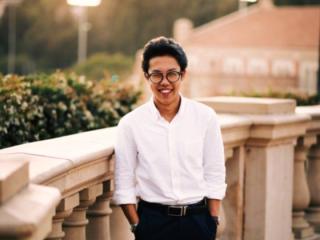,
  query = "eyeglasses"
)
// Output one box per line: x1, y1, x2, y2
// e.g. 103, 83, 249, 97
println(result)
146, 71, 182, 84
